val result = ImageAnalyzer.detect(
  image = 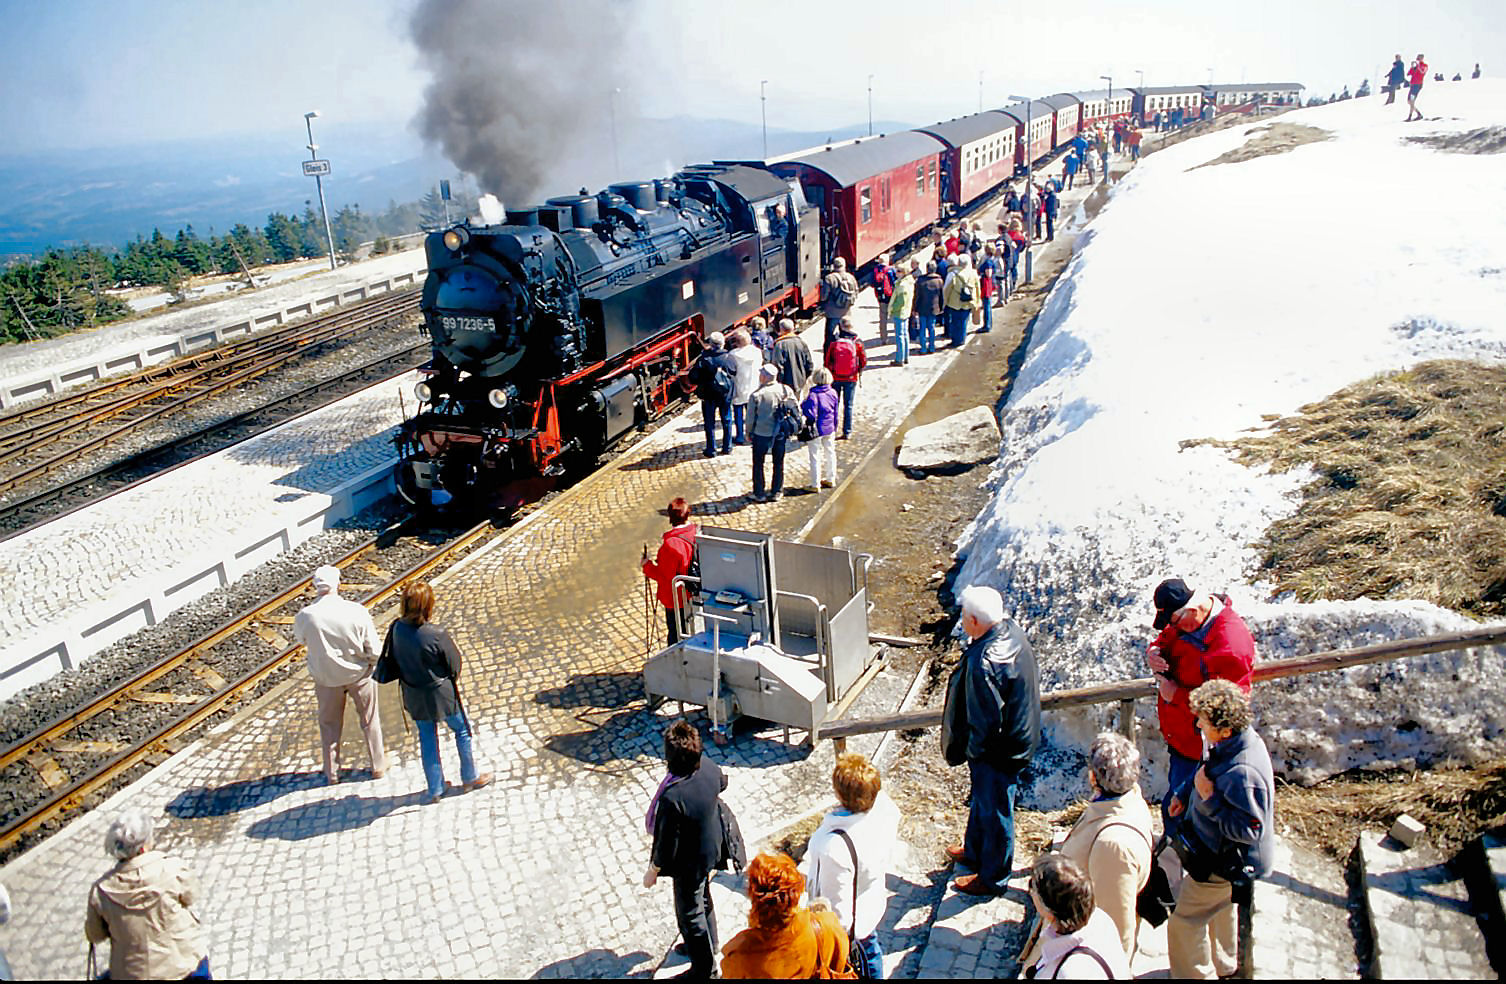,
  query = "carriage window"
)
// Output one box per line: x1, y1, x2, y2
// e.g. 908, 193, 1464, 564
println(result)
916, 163, 924, 193
927, 160, 936, 190
882, 177, 891, 212
860, 185, 872, 223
